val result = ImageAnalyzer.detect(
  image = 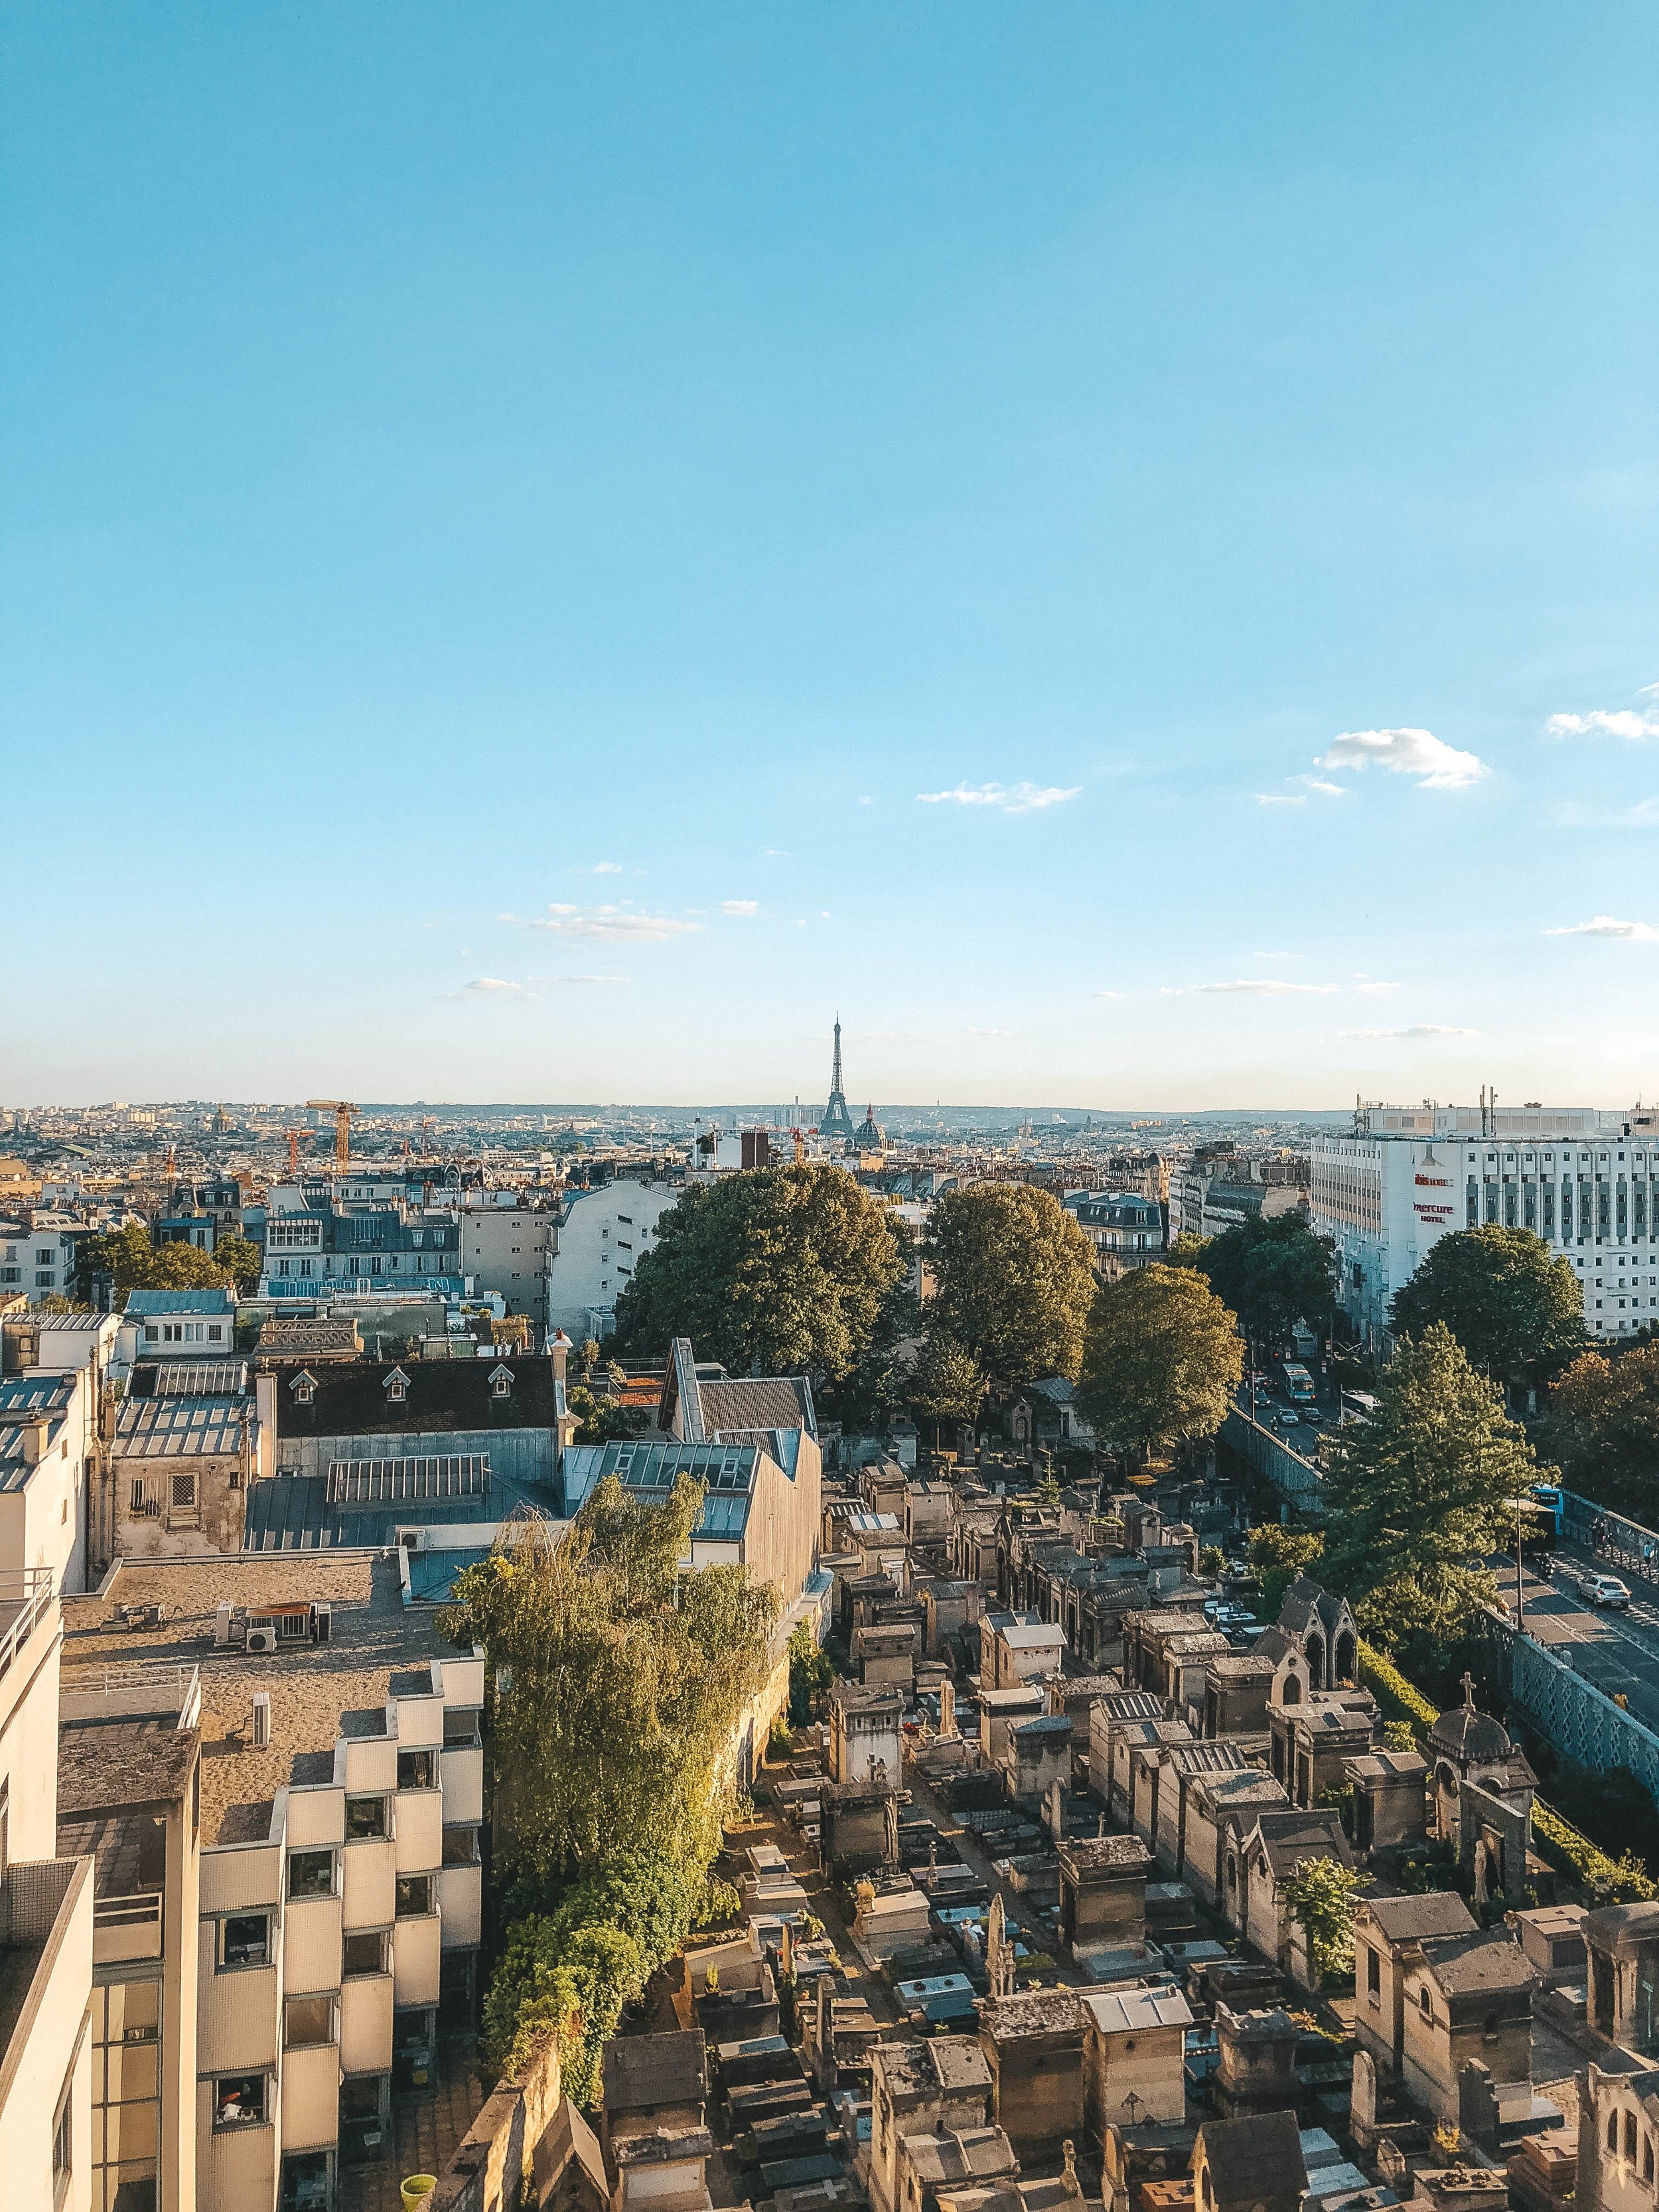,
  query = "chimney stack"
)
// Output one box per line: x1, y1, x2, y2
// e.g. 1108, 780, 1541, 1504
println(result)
19, 1418, 50, 1467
